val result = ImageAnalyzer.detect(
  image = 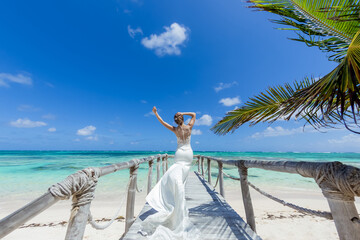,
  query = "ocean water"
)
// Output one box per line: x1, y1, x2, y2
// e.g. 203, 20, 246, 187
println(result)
1, 151, 360, 201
